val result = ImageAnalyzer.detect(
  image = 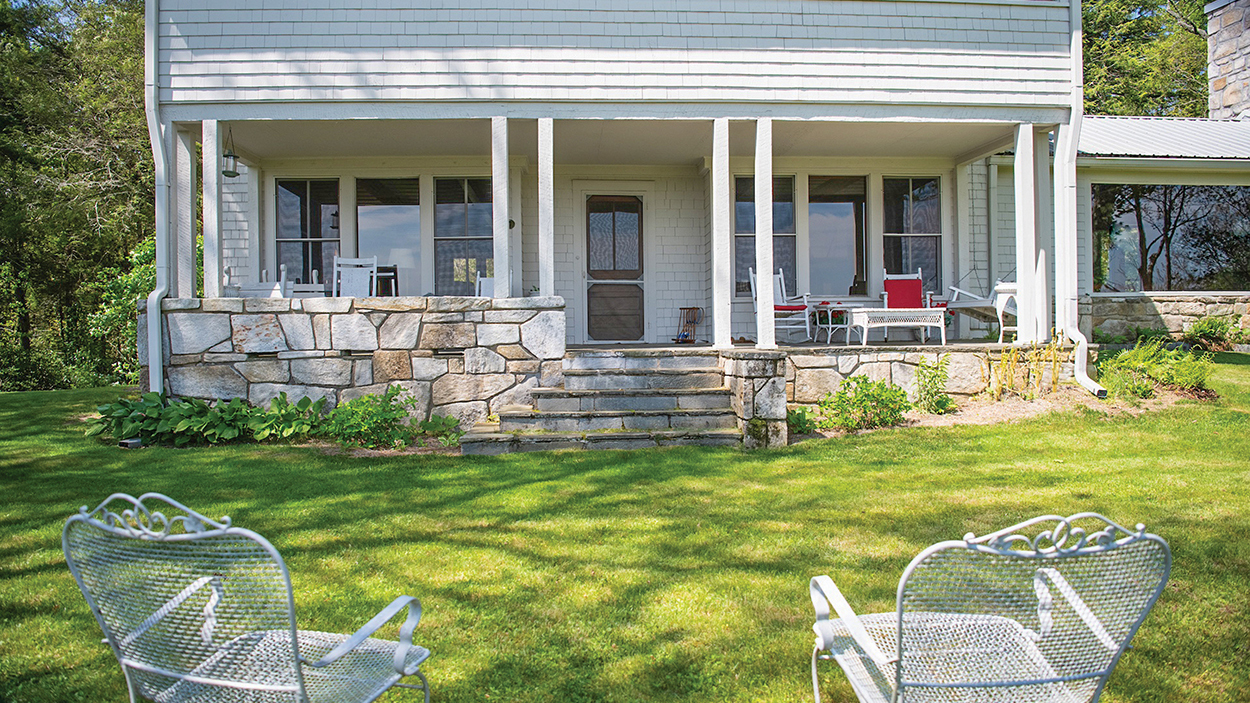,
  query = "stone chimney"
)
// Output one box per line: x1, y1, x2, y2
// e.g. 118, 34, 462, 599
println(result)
1209, 0, 1250, 118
